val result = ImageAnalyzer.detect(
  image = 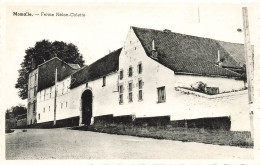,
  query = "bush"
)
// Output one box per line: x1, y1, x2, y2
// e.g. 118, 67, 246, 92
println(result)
191, 81, 207, 93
